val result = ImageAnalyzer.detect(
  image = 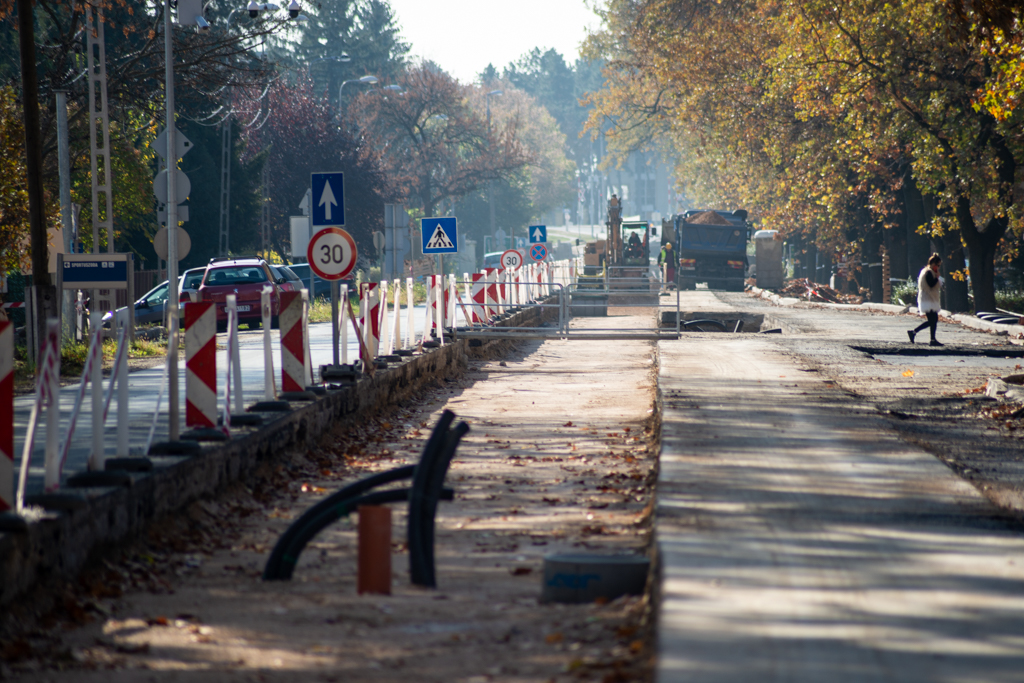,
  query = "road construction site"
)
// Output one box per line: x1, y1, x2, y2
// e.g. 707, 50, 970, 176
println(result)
6, 287, 1024, 682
